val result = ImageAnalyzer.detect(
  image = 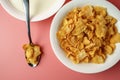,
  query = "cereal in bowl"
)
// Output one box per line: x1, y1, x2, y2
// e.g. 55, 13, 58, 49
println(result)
57, 5, 120, 64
